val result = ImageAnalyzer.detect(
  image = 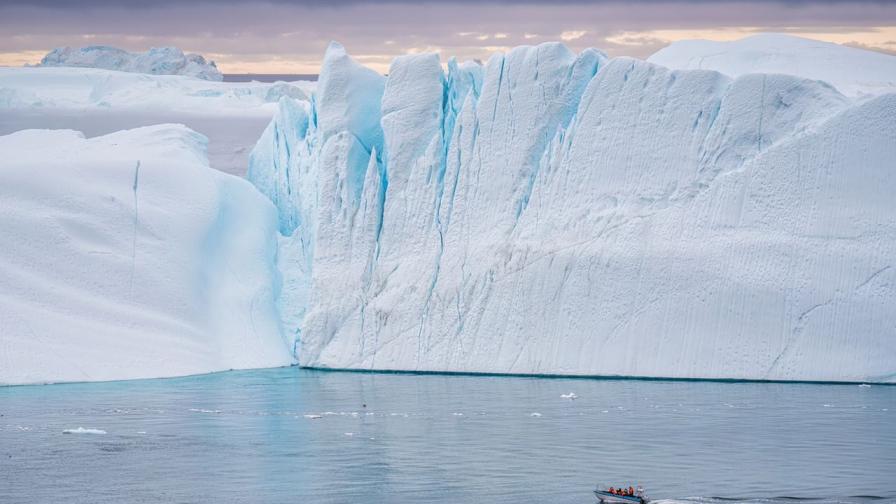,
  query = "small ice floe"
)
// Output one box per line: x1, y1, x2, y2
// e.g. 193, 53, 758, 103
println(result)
529, 412, 542, 417
859, 383, 872, 388
823, 404, 834, 408
560, 392, 578, 400
452, 412, 464, 416
365, 412, 375, 416
16, 426, 32, 431
137, 431, 147, 434
188, 408, 222, 414
344, 432, 354, 437
63, 427, 106, 435
602, 410, 609, 413
303, 414, 322, 420
323, 411, 338, 416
